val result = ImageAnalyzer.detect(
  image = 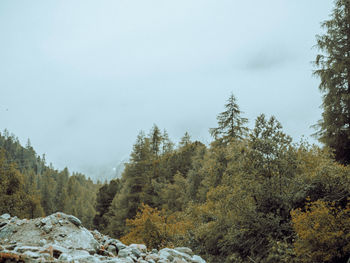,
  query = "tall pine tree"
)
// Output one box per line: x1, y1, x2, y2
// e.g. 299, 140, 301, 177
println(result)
210, 93, 248, 142
314, 0, 350, 164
